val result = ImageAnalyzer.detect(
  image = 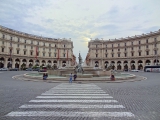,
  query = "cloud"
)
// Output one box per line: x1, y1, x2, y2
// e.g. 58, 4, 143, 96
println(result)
0, 0, 160, 60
